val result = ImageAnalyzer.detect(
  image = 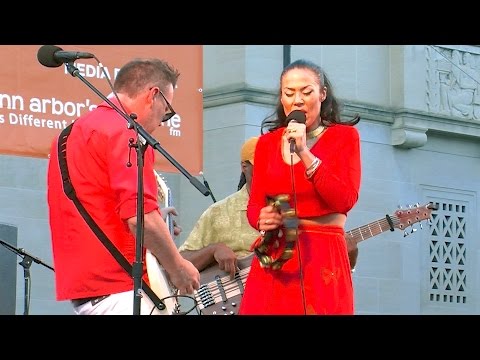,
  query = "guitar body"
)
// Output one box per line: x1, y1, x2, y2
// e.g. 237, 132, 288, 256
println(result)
145, 171, 181, 315
195, 254, 253, 315
145, 250, 180, 315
